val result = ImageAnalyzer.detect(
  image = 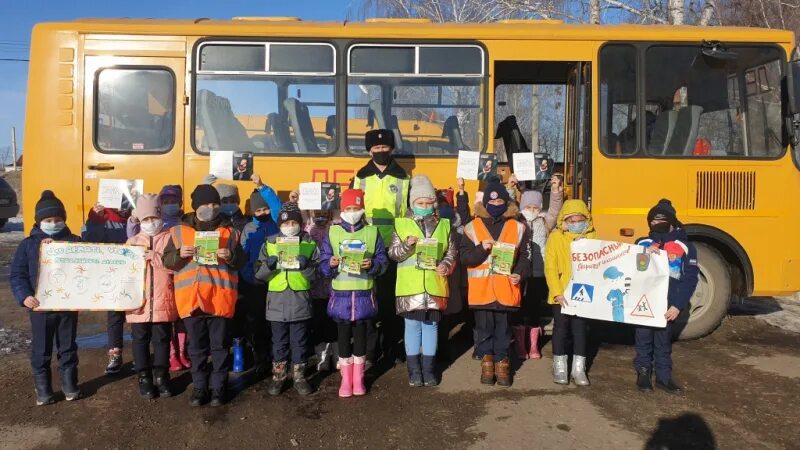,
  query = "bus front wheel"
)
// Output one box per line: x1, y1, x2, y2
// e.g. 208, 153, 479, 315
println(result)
675, 242, 732, 340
